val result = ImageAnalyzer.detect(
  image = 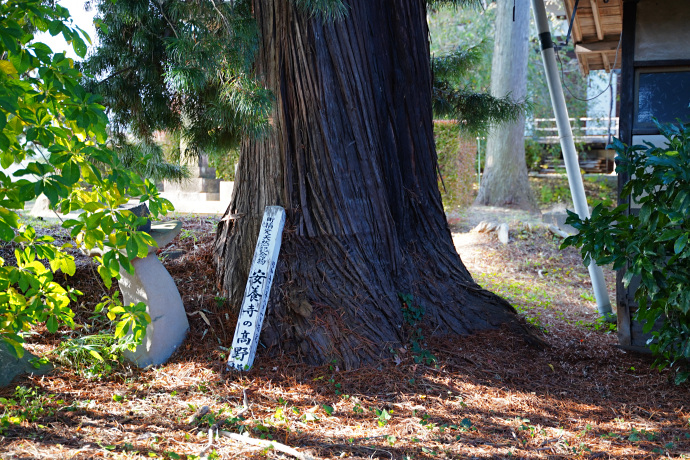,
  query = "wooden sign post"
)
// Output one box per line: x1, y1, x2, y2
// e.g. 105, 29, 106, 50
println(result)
227, 206, 286, 371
